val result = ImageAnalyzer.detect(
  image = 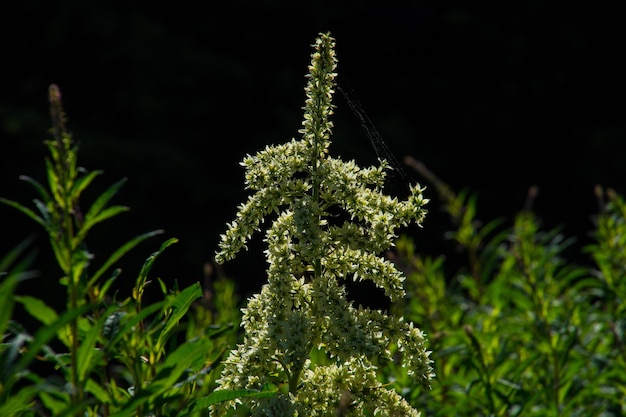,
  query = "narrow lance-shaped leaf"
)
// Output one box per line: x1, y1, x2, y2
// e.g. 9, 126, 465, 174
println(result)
0, 384, 42, 415
93, 269, 122, 304
18, 174, 52, 204
6, 303, 93, 392
76, 178, 129, 242
87, 229, 164, 288
134, 238, 178, 302
82, 177, 127, 222
0, 234, 36, 272
77, 303, 120, 382
156, 282, 203, 352
0, 273, 20, 334
14, 295, 59, 326
75, 205, 130, 247
33, 199, 54, 230
151, 337, 214, 393
70, 169, 102, 201
178, 387, 279, 417
14, 295, 75, 348
0, 198, 46, 228
0, 251, 37, 348
103, 301, 165, 351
